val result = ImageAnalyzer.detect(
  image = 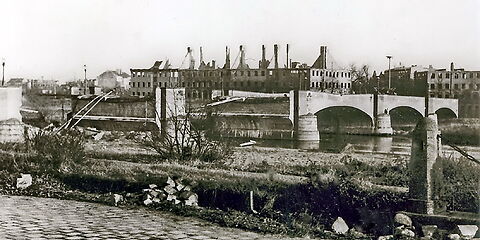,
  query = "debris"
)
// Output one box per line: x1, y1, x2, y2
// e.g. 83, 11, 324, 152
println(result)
164, 185, 177, 195
93, 131, 105, 141
421, 225, 438, 238
394, 226, 415, 238
16, 174, 32, 189
332, 217, 349, 234
394, 213, 412, 227
141, 176, 198, 207
377, 235, 394, 240
240, 140, 256, 147
184, 194, 198, 206
113, 194, 123, 206
166, 194, 177, 202
447, 233, 461, 240
456, 225, 478, 238
166, 177, 175, 187
143, 198, 153, 206
176, 182, 185, 191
